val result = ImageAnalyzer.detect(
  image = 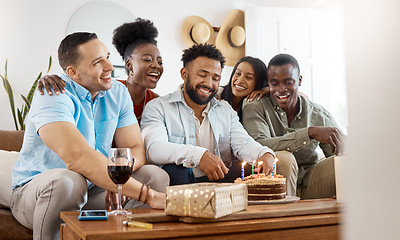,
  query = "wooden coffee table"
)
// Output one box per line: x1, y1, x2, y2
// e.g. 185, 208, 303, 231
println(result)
60, 198, 341, 240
